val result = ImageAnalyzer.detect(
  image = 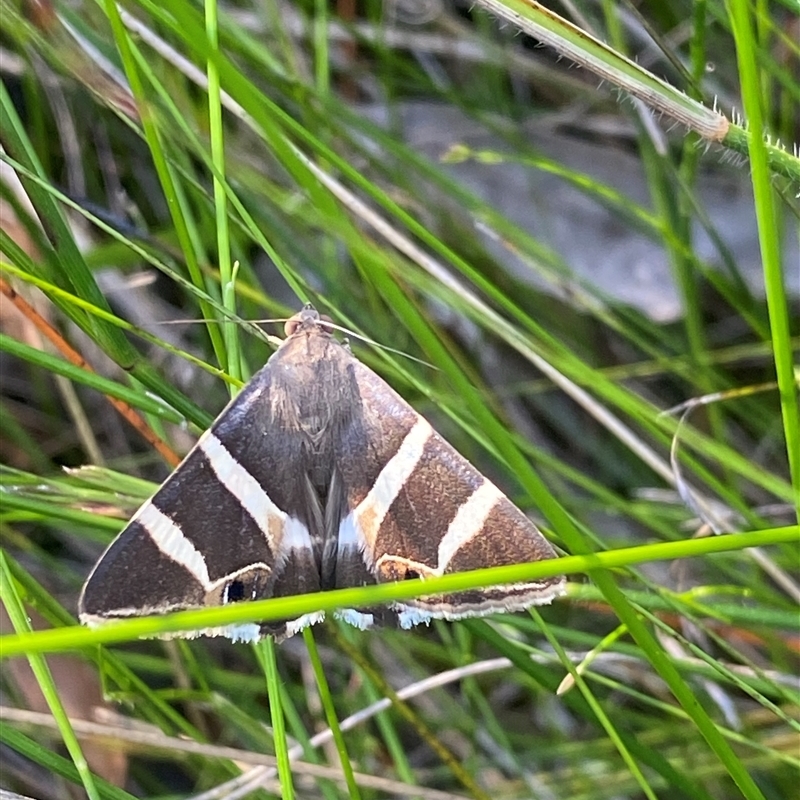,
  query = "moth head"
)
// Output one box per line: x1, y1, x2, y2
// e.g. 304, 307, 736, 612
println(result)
284, 304, 333, 337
